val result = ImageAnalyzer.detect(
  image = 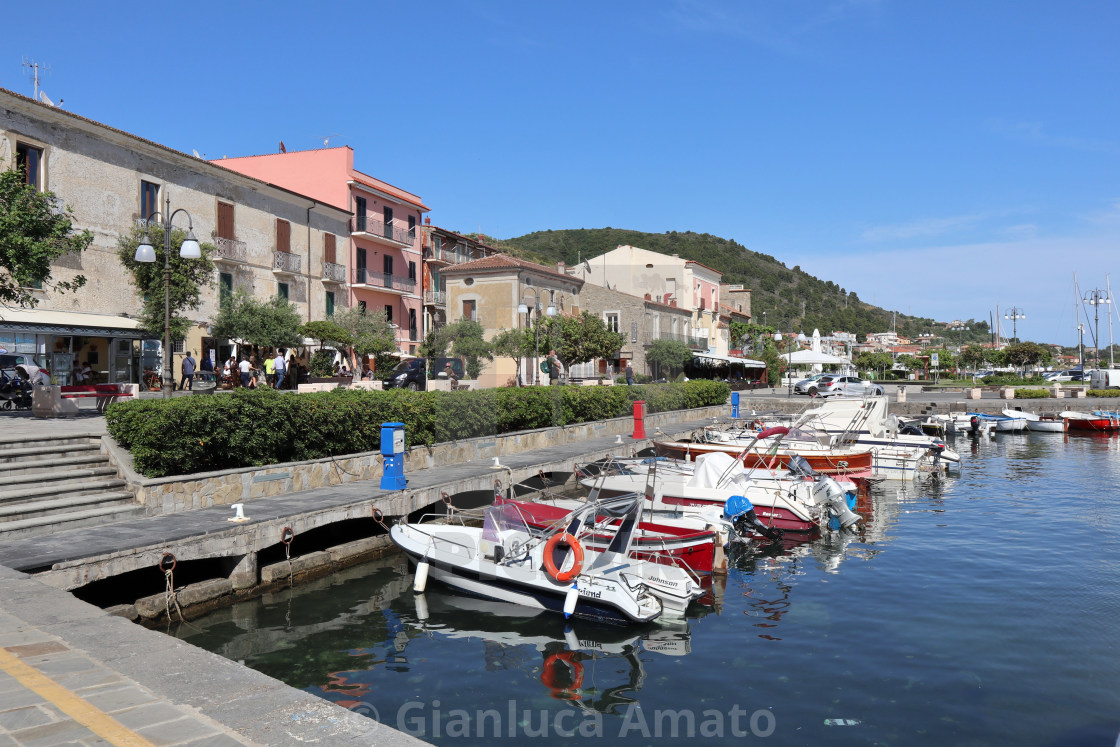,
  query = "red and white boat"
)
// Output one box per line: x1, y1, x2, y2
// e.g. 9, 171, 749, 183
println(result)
1062, 411, 1120, 432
